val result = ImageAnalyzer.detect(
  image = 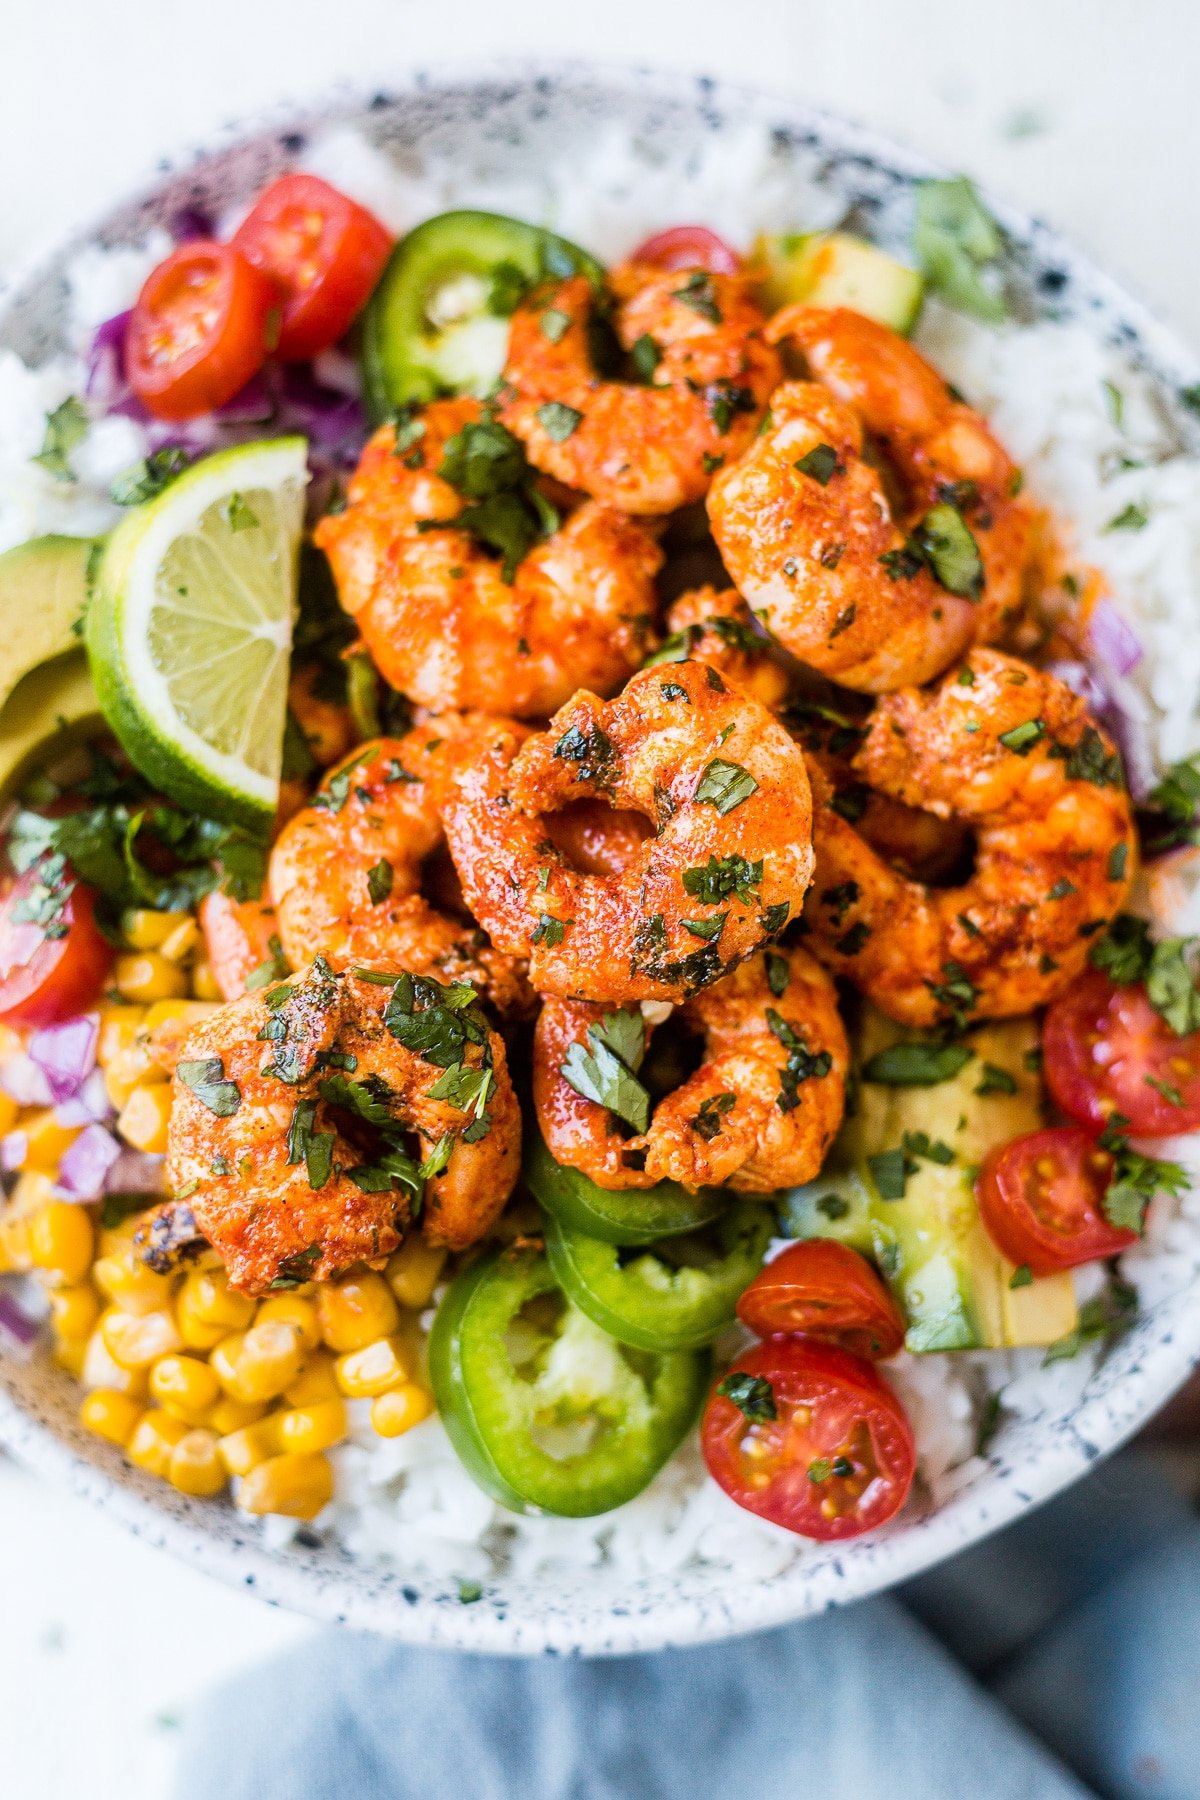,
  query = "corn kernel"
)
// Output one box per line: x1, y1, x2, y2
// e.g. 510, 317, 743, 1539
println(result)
238, 1451, 333, 1521
283, 1351, 339, 1407
256, 1292, 320, 1351
92, 1249, 174, 1316
100, 1307, 183, 1370
29, 1201, 94, 1285
81, 1324, 149, 1397
52, 1336, 88, 1378
220, 1320, 306, 1404
114, 951, 188, 1005
97, 1004, 147, 1067
126, 1409, 187, 1477
104, 1042, 162, 1111
0, 1214, 32, 1274
167, 1428, 227, 1497
191, 958, 222, 1002
207, 1394, 268, 1435
218, 1415, 284, 1477
179, 1266, 256, 1333
385, 1238, 447, 1310
80, 1389, 143, 1448
0, 1093, 18, 1138
121, 909, 193, 951
49, 1283, 101, 1341
0, 1171, 57, 1271
175, 1296, 228, 1352
149, 1353, 221, 1424
277, 1397, 347, 1455
159, 916, 200, 965
334, 1334, 410, 1399
116, 1082, 172, 1154
19, 1110, 81, 1174
318, 1272, 399, 1353
142, 998, 220, 1036
370, 1383, 434, 1439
